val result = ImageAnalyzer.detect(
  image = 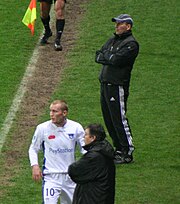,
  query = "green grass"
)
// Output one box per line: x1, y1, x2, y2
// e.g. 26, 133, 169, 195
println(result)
0, 0, 180, 203
0, 0, 42, 127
